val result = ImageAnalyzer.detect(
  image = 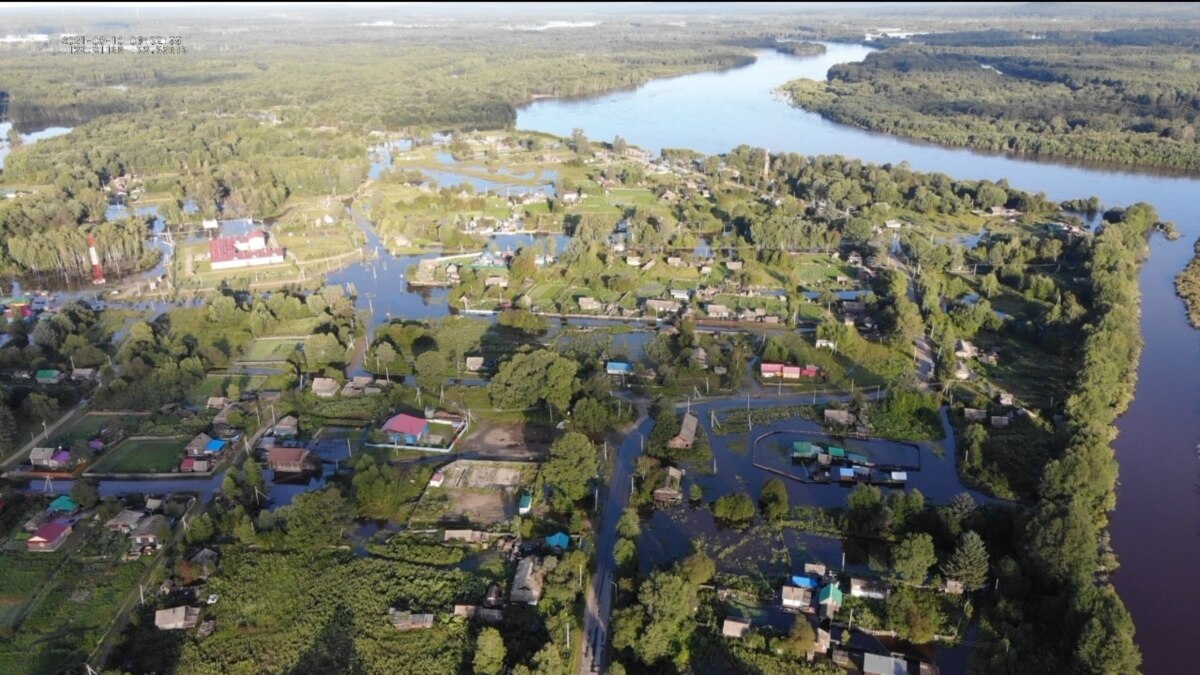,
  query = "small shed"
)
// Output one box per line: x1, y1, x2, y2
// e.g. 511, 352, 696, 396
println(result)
155, 606, 201, 631
465, 356, 485, 372
429, 471, 445, 488
518, 494, 532, 515
605, 362, 632, 376
722, 618, 751, 639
